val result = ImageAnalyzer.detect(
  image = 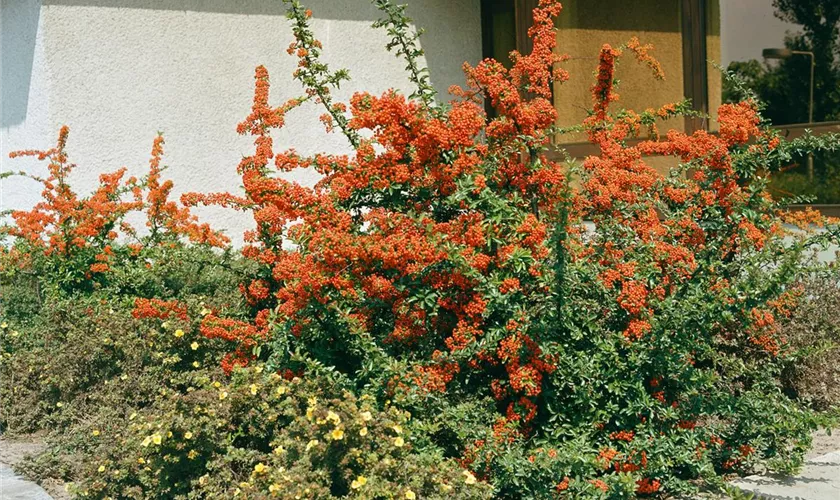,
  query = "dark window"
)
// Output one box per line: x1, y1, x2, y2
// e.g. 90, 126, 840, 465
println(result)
481, 0, 517, 70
